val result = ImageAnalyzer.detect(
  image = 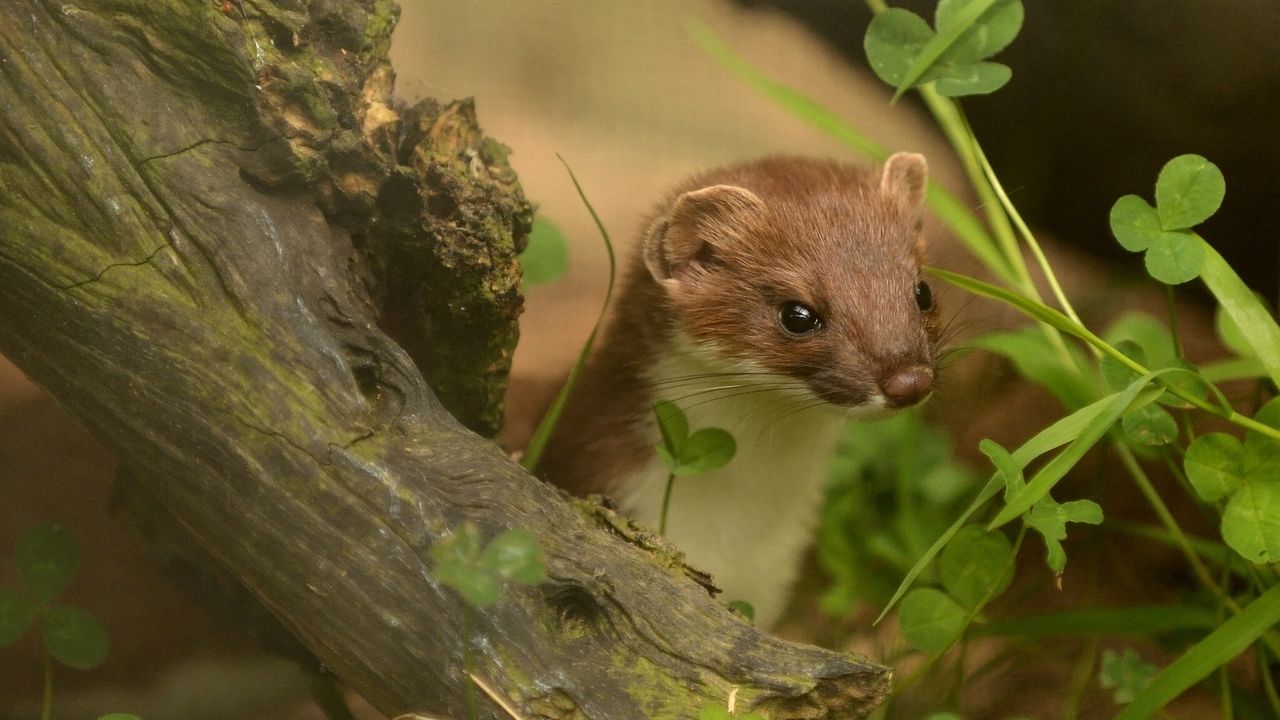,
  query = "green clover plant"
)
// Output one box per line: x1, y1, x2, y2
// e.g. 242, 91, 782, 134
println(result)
651, 399, 736, 536
690, 1, 1280, 716
0, 524, 138, 720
